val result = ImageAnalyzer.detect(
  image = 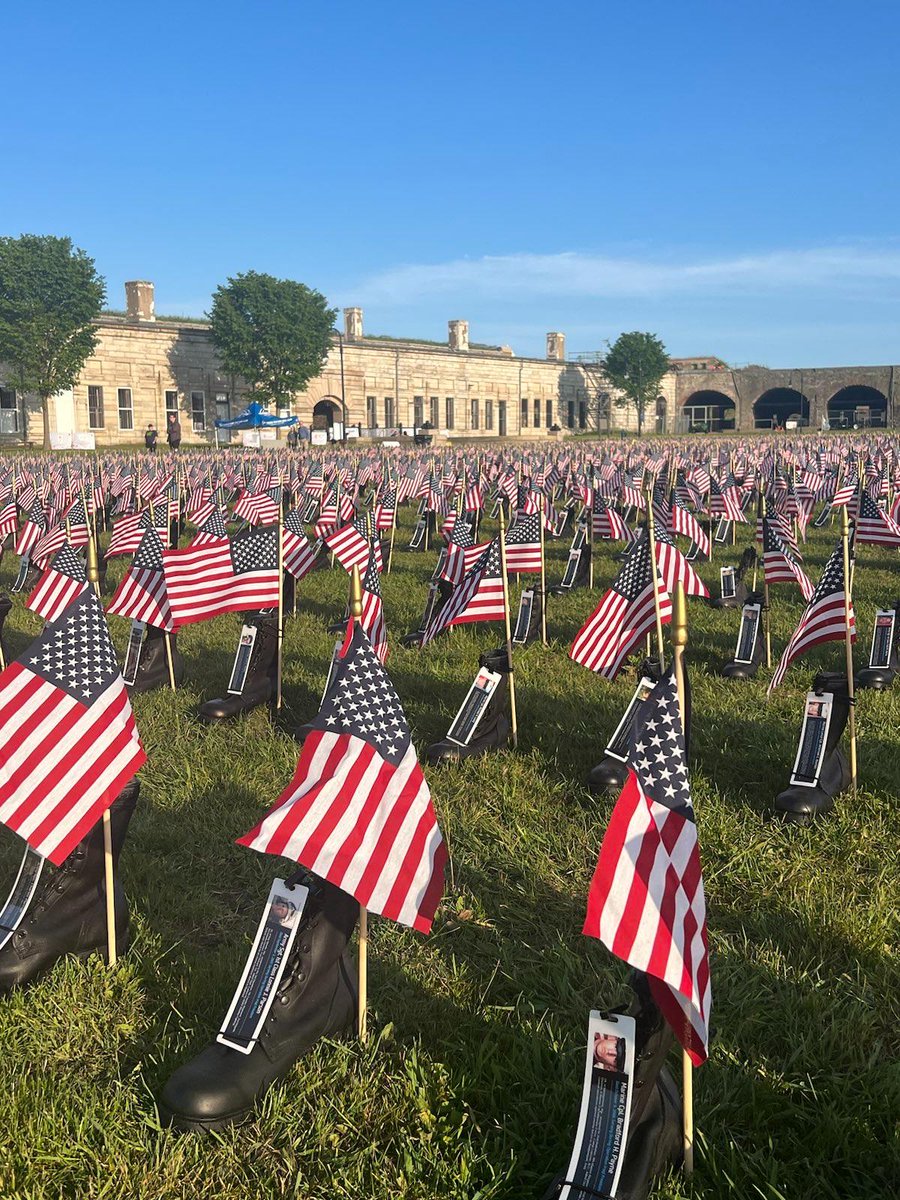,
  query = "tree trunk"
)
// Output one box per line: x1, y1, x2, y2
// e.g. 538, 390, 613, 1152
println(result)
41, 394, 51, 451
